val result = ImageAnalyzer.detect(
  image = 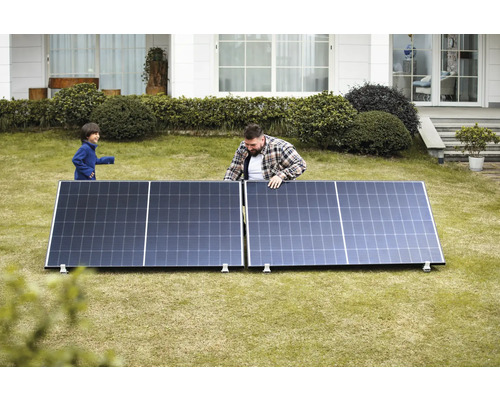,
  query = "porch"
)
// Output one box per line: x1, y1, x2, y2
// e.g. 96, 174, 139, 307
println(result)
417, 106, 500, 162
